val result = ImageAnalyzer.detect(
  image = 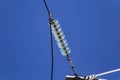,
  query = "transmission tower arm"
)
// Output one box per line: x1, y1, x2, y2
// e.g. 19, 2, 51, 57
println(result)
95, 68, 120, 77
